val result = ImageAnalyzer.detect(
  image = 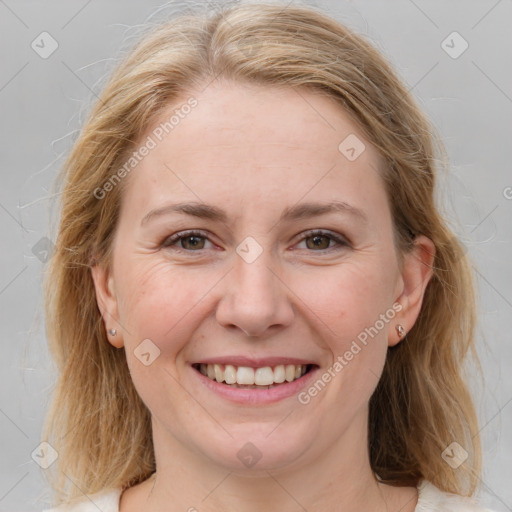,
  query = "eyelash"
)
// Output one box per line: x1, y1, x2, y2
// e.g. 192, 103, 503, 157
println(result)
161, 229, 349, 254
